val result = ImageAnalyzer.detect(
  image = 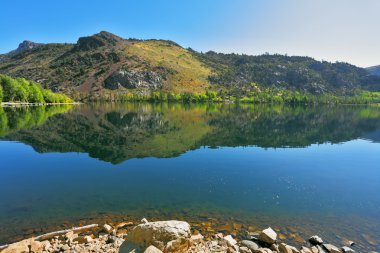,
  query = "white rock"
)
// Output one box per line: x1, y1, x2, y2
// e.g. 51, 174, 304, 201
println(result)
224, 235, 237, 247
141, 218, 149, 223
103, 224, 114, 234
323, 244, 341, 253
259, 227, 277, 244
341, 246, 355, 253
144, 245, 163, 253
